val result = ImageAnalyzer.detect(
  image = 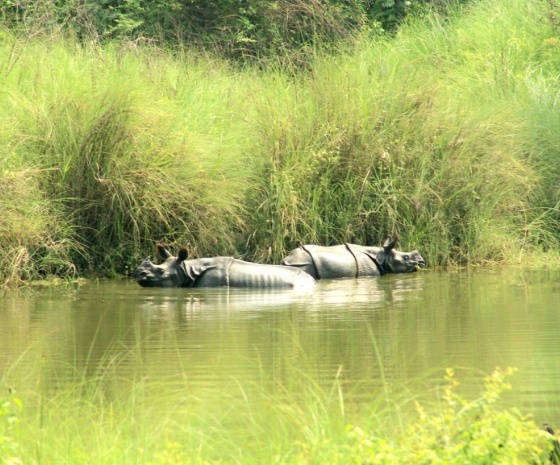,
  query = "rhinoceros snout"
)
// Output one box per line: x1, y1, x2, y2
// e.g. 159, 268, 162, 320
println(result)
133, 265, 154, 282
134, 268, 157, 287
